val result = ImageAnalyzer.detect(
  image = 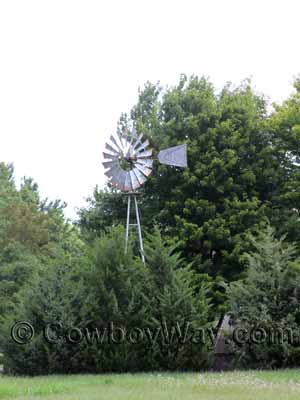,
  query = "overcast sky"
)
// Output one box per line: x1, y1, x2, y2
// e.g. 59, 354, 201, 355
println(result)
0, 0, 299, 219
